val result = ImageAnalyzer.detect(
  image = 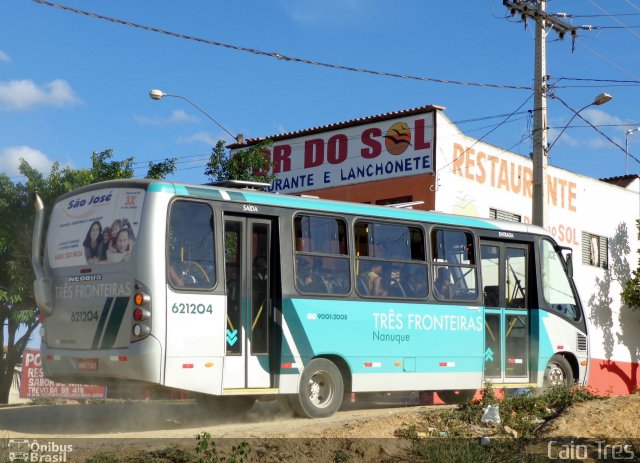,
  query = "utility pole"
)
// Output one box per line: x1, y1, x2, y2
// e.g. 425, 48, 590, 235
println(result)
532, 1, 548, 228
503, 1, 577, 228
